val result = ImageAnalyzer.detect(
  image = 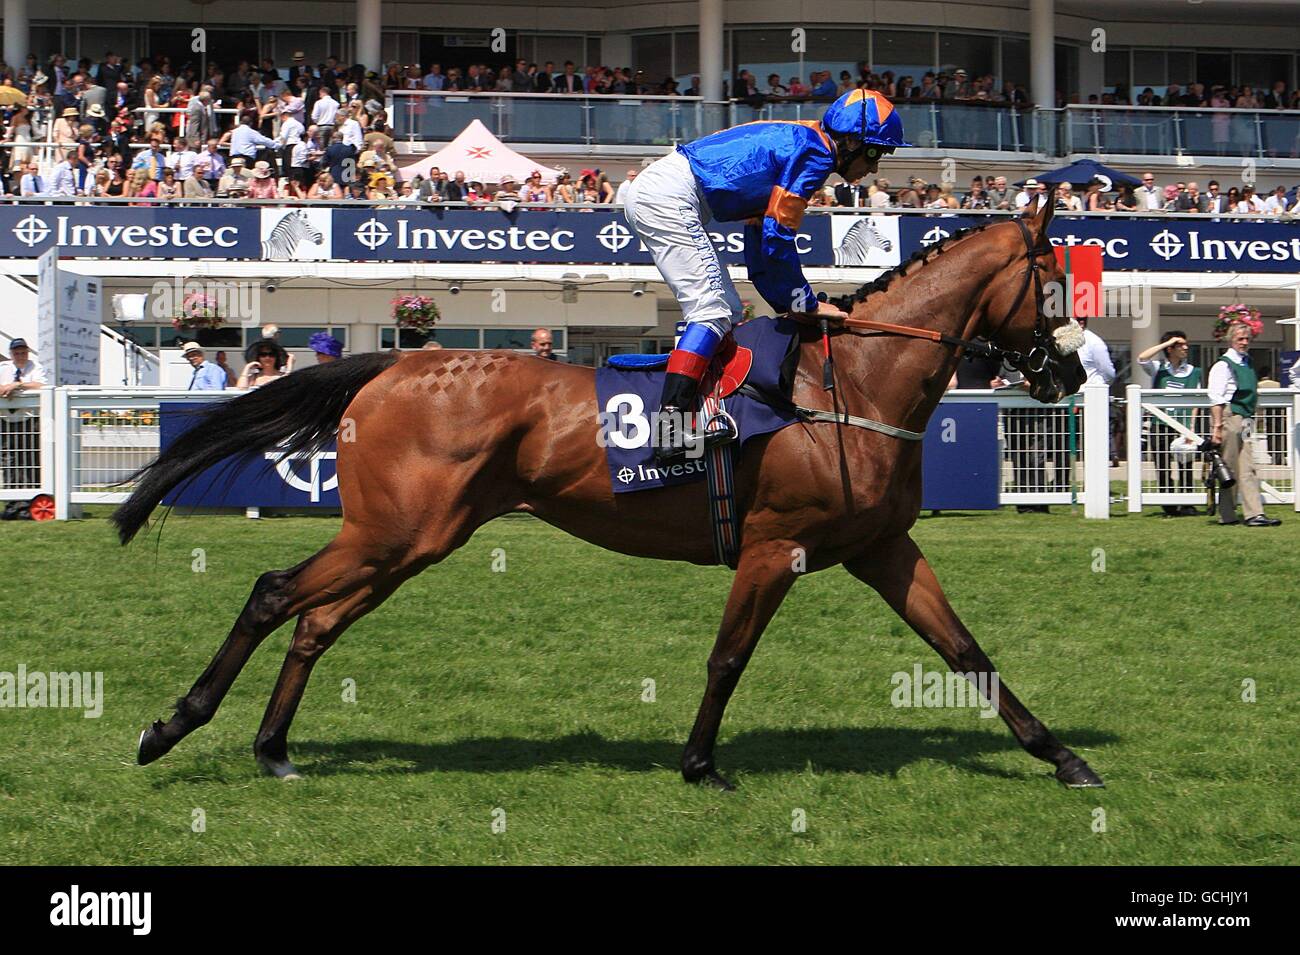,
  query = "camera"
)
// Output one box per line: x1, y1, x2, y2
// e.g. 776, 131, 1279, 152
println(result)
1201, 440, 1235, 488
448, 283, 462, 295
